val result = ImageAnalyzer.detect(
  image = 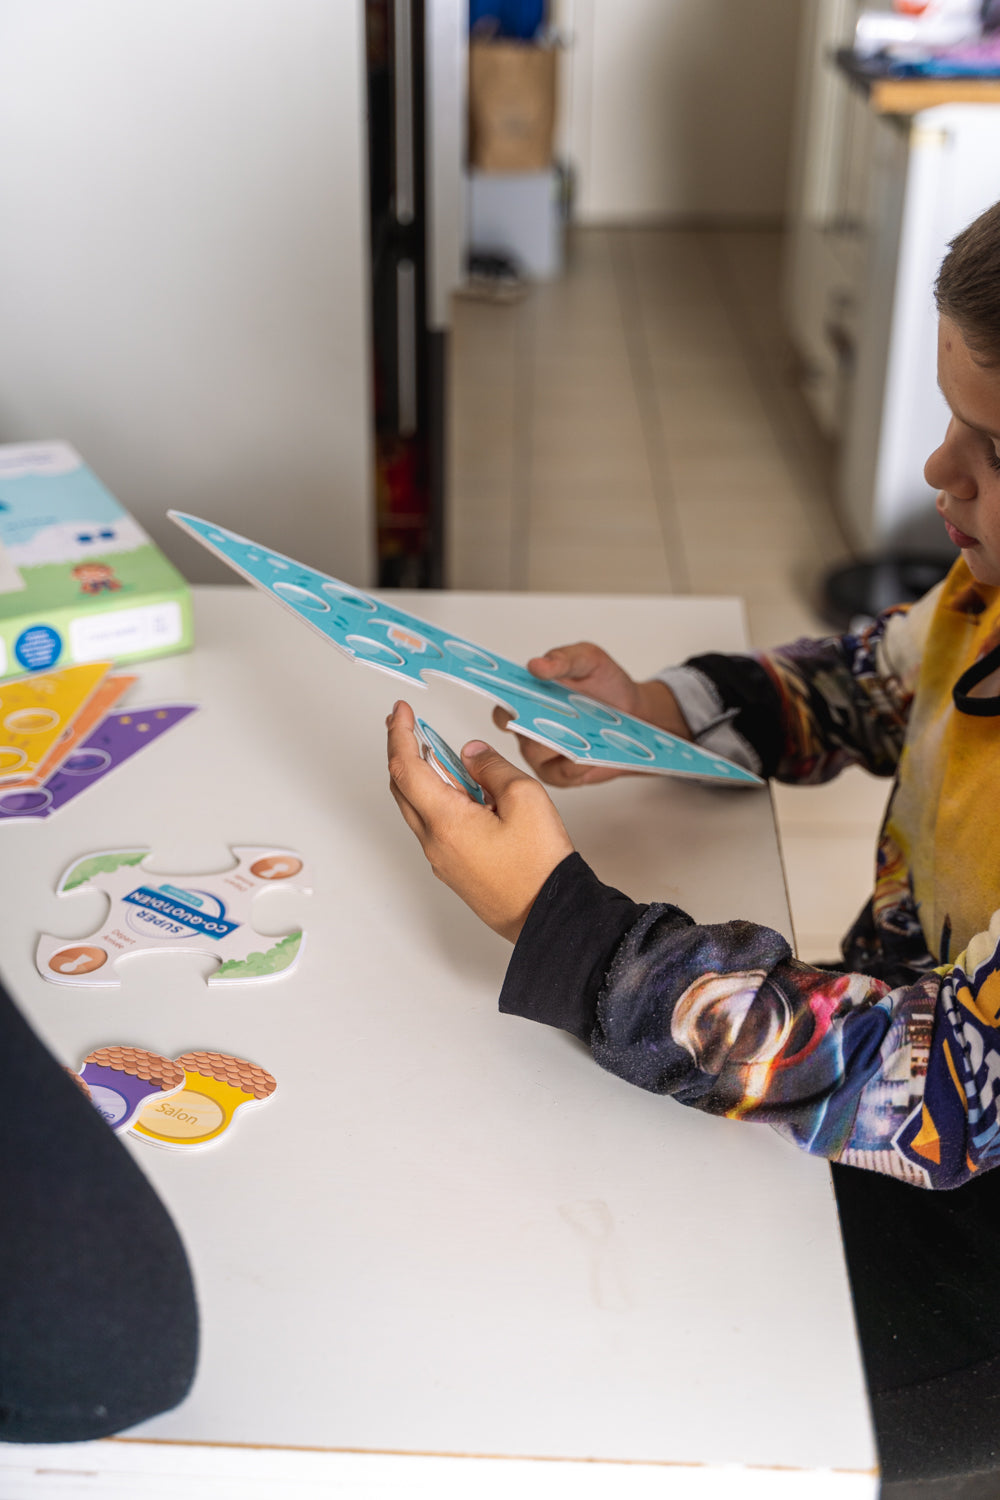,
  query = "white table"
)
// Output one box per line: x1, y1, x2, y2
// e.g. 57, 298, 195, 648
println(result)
0, 587, 877, 1498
